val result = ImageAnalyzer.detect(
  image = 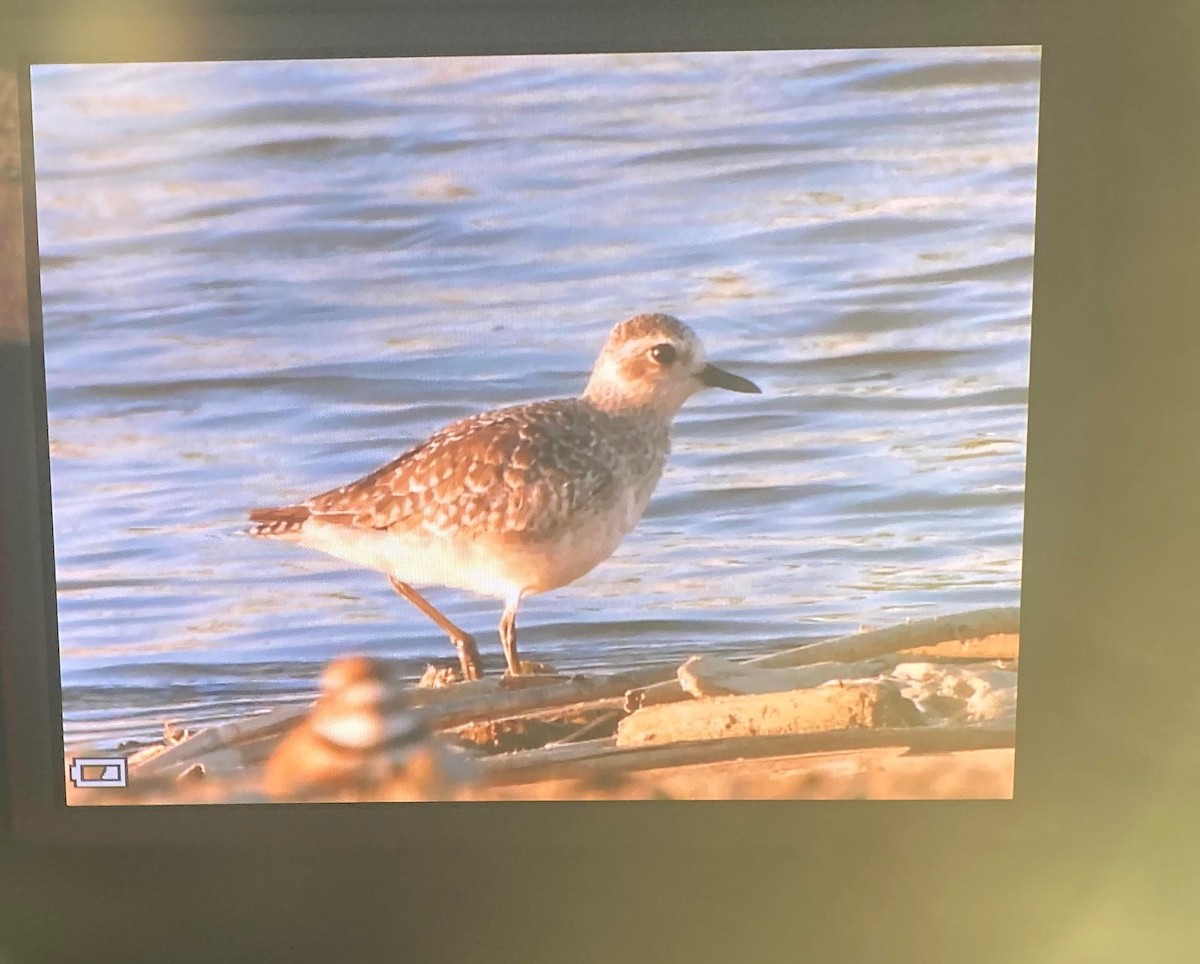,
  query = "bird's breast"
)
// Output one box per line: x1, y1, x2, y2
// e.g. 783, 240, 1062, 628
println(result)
513, 457, 663, 595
